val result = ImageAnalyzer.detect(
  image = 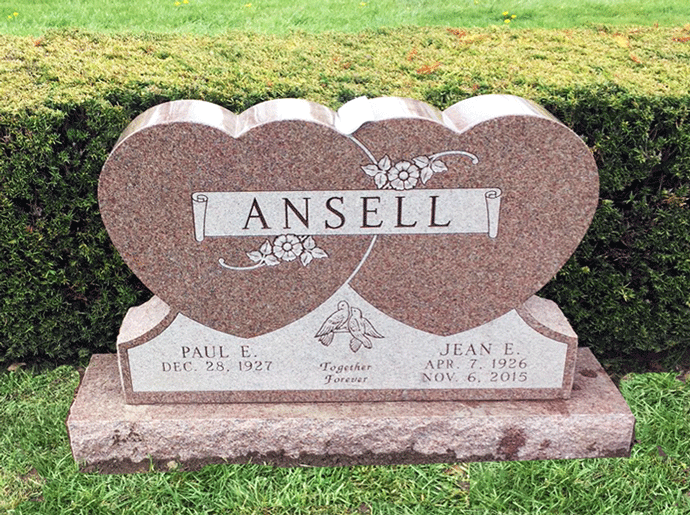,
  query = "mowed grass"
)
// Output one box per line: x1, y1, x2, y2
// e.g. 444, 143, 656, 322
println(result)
1, 367, 688, 514
1, 0, 689, 36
